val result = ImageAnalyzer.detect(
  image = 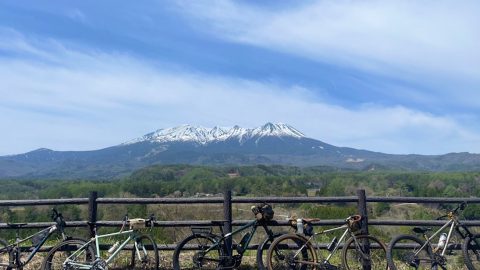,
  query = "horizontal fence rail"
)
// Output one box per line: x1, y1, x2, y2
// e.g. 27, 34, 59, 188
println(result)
1, 191, 480, 229
1, 190, 479, 258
